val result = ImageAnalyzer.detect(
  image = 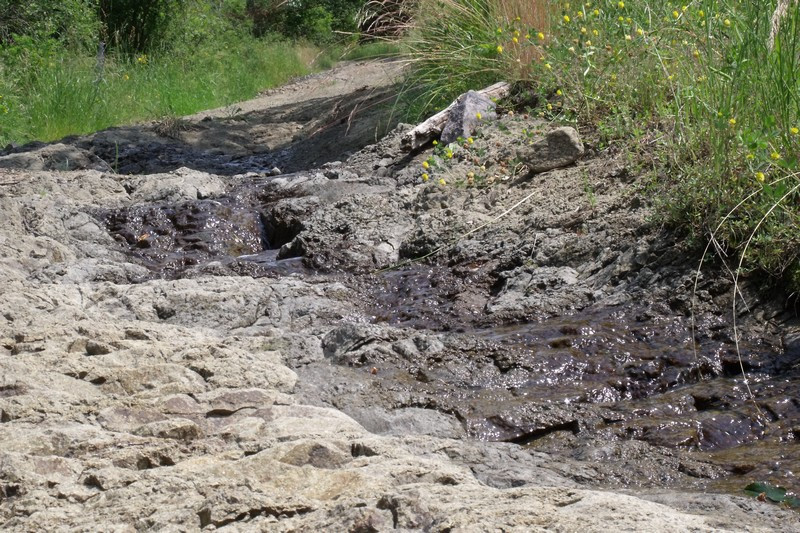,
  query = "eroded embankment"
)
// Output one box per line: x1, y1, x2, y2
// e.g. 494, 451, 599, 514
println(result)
0, 60, 798, 531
